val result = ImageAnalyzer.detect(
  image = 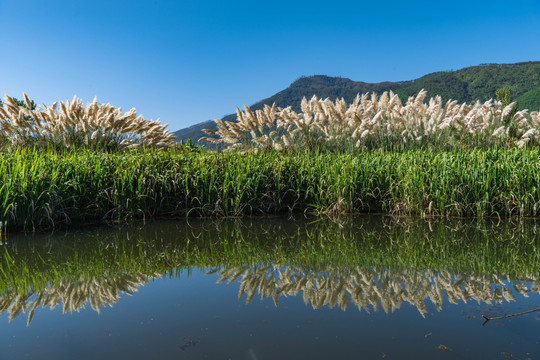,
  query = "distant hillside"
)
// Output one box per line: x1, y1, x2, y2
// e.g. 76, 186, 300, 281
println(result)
174, 61, 540, 144
172, 120, 215, 143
